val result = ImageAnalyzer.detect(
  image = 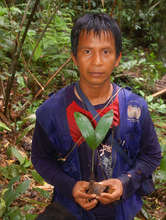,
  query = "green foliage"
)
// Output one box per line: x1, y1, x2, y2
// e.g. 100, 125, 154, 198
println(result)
160, 155, 166, 172
152, 113, 166, 183
0, 146, 32, 180
117, 46, 166, 89
31, 170, 44, 185
74, 112, 97, 150
0, 5, 18, 66
74, 111, 113, 150
14, 113, 36, 143
33, 188, 51, 199
0, 176, 33, 219
118, 1, 162, 47
0, 121, 11, 132
0, 198, 6, 217
16, 123, 35, 144
21, 7, 76, 92
4, 178, 29, 207
0, 164, 25, 180
11, 147, 32, 168
95, 111, 114, 147
159, 132, 166, 176
147, 97, 166, 114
